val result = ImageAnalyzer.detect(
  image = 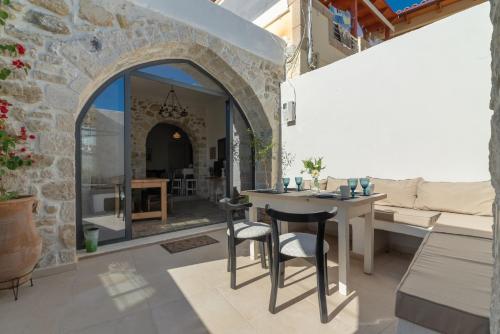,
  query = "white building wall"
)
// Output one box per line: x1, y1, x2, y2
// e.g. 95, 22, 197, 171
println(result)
281, 3, 492, 183
130, 0, 286, 66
